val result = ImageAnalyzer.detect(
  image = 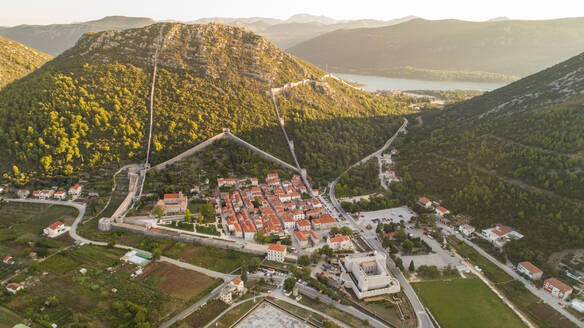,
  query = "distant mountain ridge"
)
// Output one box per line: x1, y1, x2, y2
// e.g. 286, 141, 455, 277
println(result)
0, 16, 156, 56
0, 35, 51, 88
289, 17, 584, 82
